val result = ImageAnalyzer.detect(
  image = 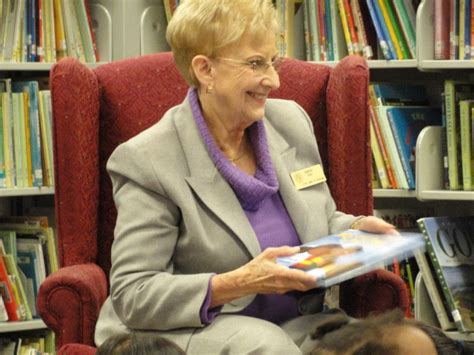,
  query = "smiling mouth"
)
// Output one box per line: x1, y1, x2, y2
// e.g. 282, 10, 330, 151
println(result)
248, 92, 267, 100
